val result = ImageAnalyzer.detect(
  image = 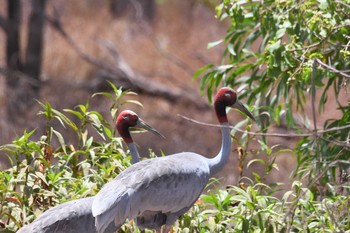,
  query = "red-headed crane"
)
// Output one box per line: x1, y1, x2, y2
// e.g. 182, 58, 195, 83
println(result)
92, 87, 255, 233
17, 110, 163, 233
